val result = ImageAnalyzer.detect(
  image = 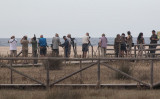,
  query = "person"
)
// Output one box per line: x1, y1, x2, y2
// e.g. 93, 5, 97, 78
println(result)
114, 34, 121, 57
149, 30, 159, 57
52, 33, 61, 56
126, 31, 133, 57
61, 36, 69, 57
21, 36, 29, 64
67, 34, 72, 57
120, 33, 127, 57
137, 32, 145, 57
38, 35, 47, 57
82, 32, 90, 58
99, 33, 108, 57
8, 36, 17, 57
30, 36, 38, 64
